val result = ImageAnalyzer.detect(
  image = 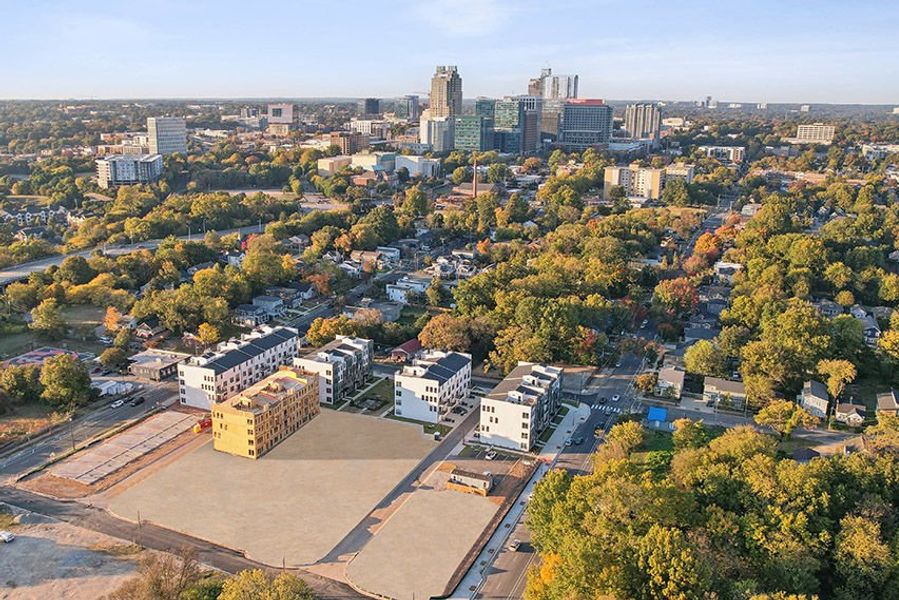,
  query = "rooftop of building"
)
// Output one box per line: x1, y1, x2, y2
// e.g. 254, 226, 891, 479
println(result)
128, 348, 191, 368
484, 362, 562, 406
400, 350, 471, 384
187, 327, 298, 374
218, 367, 315, 415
